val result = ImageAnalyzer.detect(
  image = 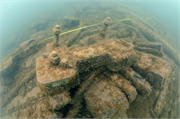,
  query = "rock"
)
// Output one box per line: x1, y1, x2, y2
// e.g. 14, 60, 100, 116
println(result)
151, 70, 173, 118
132, 53, 171, 89
106, 73, 137, 103
135, 42, 163, 51
35, 38, 173, 118
63, 17, 80, 28
60, 58, 69, 68
51, 51, 58, 57
120, 67, 152, 96
37, 40, 135, 95
134, 46, 163, 57
50, 90, 71, 111
48, 51, 60, 65
48, 56, 60, 65
85, 75, 129, 118
76, 40, 136, 73
61, 58, 68, 64
36, 52, 78, 95
126, 97, 150, 118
